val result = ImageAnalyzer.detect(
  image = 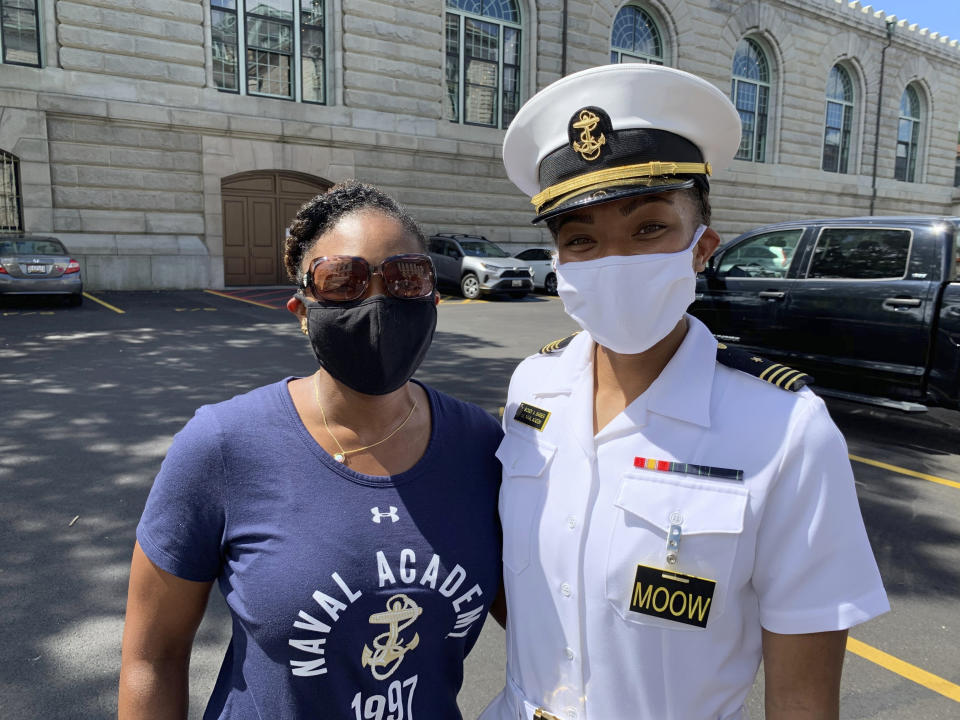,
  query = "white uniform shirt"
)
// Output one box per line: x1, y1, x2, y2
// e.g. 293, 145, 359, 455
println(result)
481, 316, 889, 720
